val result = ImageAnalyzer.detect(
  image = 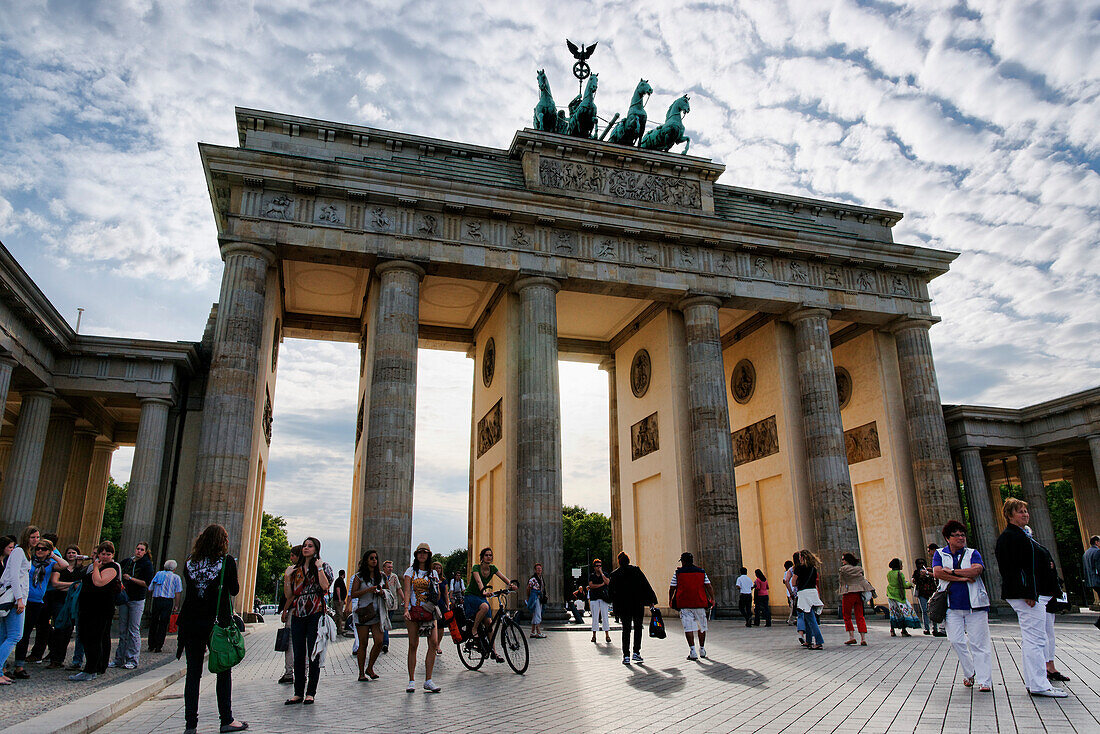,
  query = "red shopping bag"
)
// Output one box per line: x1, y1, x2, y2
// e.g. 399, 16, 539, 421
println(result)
168, 613, 179, 634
